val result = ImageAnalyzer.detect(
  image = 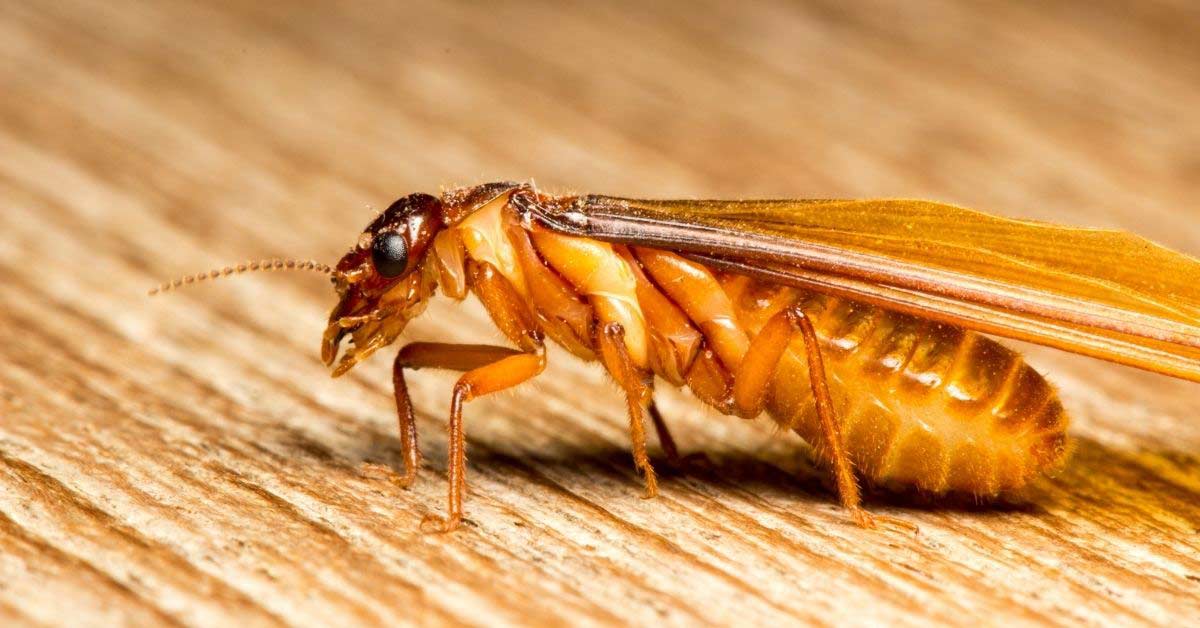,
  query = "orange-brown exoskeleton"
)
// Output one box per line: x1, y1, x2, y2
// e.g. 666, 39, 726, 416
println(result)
153, 182, 1200, 532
